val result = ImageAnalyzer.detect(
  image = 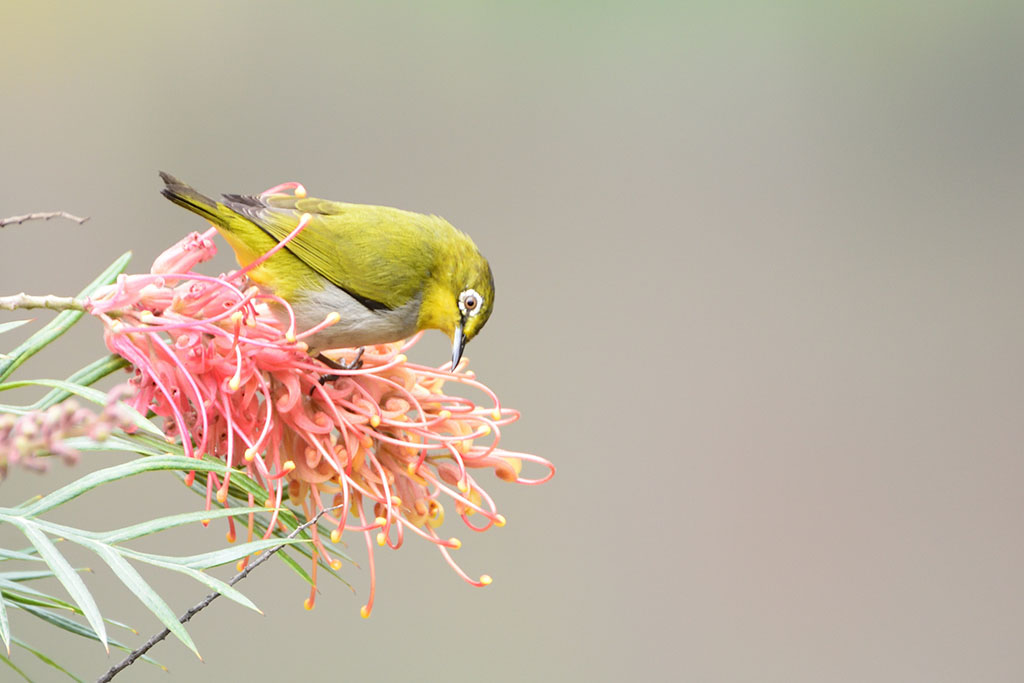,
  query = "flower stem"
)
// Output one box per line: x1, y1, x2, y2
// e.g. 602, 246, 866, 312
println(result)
0, 294, 85, 312
0, 211, 89, 228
